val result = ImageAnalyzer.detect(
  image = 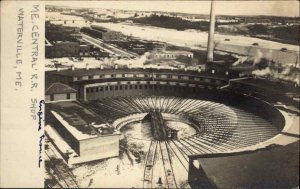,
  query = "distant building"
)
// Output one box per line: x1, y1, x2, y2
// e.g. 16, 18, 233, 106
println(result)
46, 41, 91, 58
151, 50, 194, 59
45, 82, 77, 102
87, 25, 124, 41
